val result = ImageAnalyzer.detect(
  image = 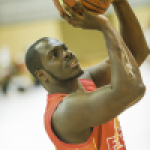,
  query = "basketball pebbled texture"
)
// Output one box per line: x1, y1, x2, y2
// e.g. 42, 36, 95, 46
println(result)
53, 0, 111, 15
